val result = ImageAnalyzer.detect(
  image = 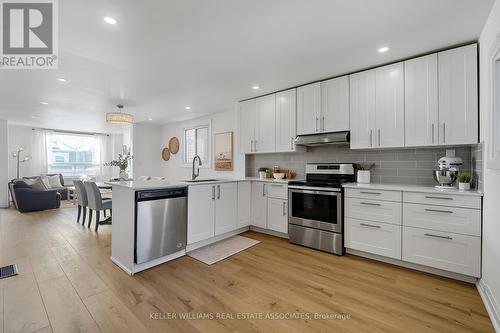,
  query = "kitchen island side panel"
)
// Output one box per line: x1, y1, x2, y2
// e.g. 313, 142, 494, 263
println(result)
111, 185, 136, 274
